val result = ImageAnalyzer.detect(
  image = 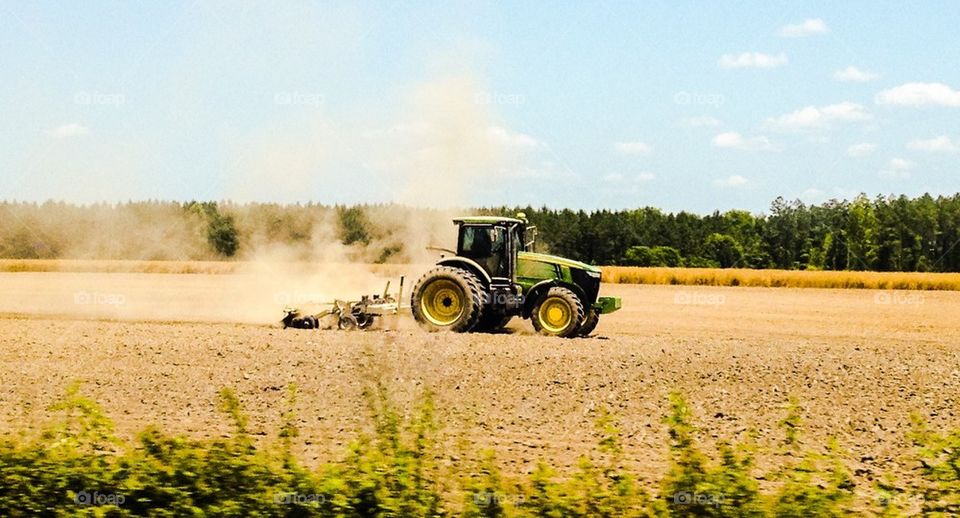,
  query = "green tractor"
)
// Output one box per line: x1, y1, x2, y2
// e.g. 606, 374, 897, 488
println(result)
411, 214, 621, 338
